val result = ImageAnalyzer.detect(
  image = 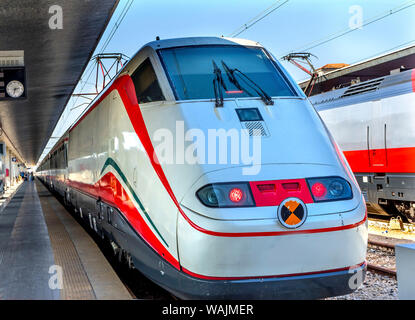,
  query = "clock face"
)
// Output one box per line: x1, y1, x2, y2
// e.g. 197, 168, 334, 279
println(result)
6, 80, 24, 98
